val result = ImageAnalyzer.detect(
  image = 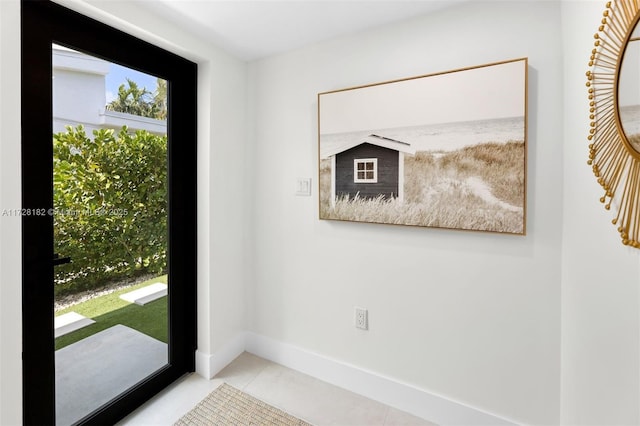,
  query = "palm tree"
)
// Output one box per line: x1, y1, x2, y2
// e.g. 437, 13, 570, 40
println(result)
106, 78, 166, 120
154, 78, 167, 120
